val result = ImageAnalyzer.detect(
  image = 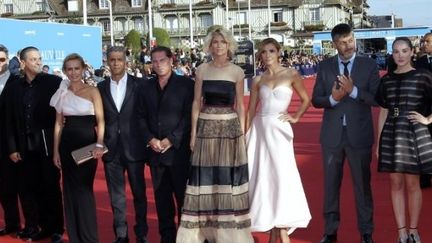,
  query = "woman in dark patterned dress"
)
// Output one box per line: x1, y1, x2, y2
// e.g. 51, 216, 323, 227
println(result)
176, 28, 253, 243
376, 37, 432, 243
